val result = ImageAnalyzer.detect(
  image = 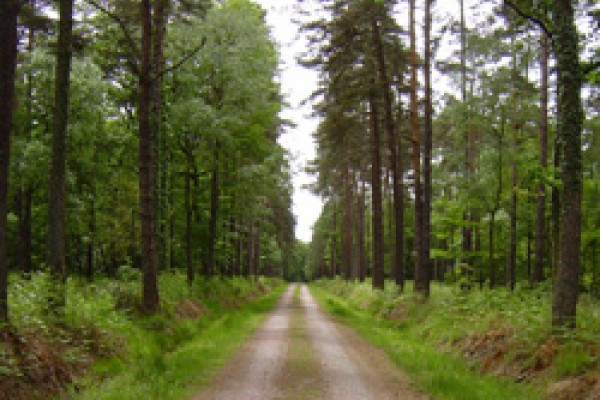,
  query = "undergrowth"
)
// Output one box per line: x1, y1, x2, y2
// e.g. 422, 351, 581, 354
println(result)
312, 278, 600, 399
0, 269, 283, 400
